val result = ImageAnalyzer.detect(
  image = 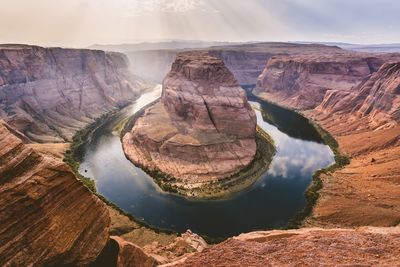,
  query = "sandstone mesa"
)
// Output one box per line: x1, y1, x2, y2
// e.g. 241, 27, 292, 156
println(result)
122, 51, 259, 187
